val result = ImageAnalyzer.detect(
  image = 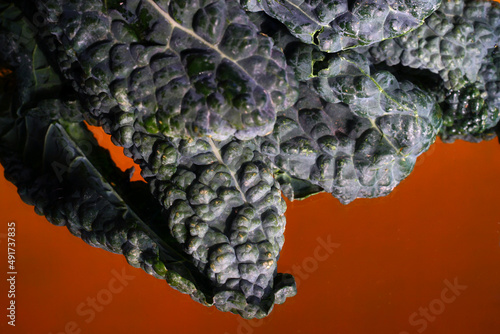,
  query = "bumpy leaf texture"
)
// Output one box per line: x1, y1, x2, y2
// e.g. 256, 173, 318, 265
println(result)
247, 15, 442, 202
365, 0, 500, 90
363, 0, 500, 142
122, 129, 295, 317
0, 97, 213, 311
0, 98, 295, 318
257, 51, 442, 204
240, 0, 441, 53
23, 0, 298, 141
438, 46, 500, 142
0, 3, 296, 318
